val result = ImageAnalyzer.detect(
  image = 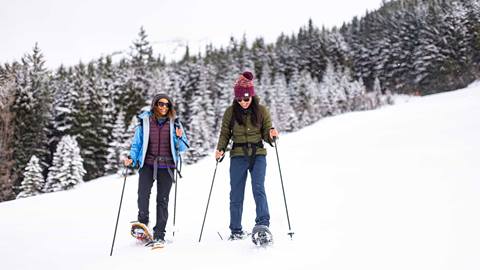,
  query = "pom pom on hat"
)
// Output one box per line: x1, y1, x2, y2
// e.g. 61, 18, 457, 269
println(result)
242, 71, 253, 80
